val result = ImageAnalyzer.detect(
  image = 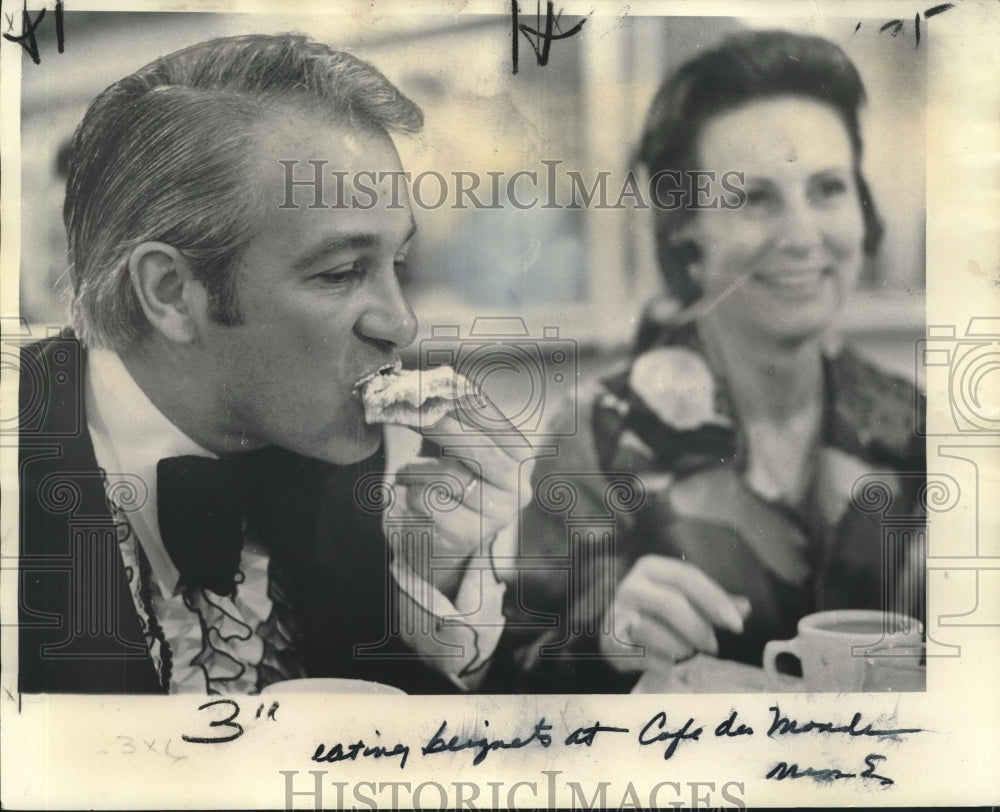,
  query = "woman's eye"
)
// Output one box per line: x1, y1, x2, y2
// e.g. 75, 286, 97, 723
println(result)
743, 187, 772, 207
813, 176, 849, 200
